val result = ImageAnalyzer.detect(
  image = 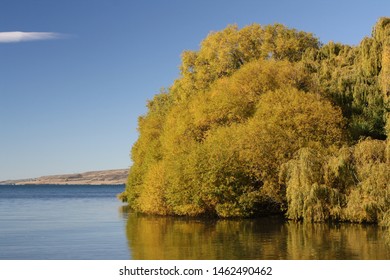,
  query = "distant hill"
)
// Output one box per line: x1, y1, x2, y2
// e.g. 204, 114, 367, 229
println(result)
0, 169, 128, 185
